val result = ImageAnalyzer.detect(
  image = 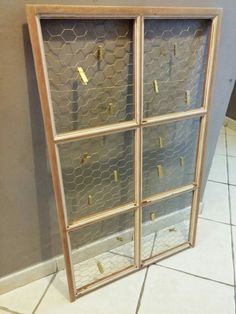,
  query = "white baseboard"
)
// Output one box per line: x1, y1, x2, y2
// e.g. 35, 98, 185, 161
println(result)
0, 258, 57, 295
0, 201, 203, 295
224, 116, 236, 131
